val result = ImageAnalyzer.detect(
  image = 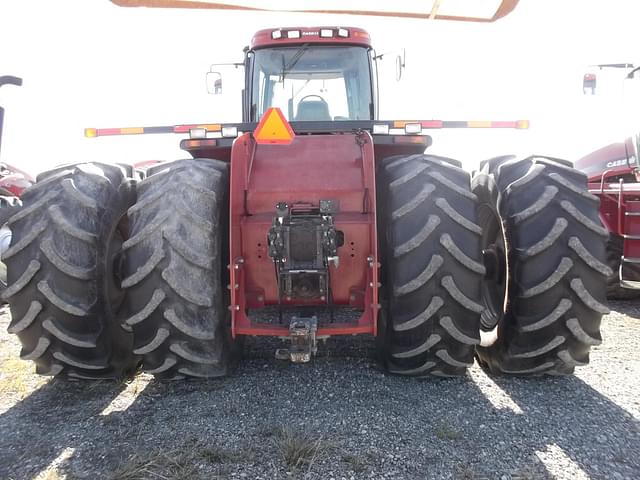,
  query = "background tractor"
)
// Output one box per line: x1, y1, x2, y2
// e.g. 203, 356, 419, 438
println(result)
0, 76, 33, 298
575, 63, 640, 298
1, 1, 610, 379
575, 136, 640, 298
